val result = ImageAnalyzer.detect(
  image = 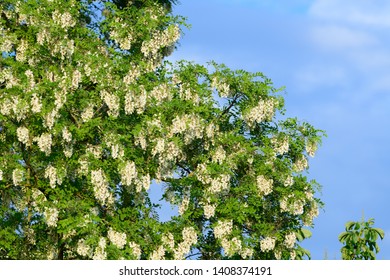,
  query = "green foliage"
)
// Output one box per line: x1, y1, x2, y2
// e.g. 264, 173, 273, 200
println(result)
339, 218, 385, 260
0, 0, 325, 259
